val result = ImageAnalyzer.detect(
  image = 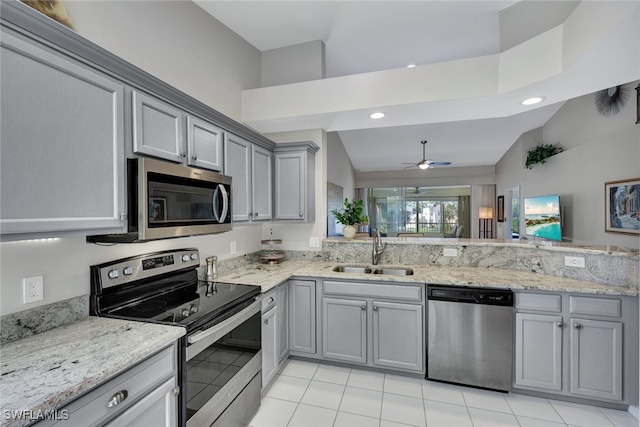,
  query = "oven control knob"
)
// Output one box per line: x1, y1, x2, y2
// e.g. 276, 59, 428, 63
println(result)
107, 269, 119, 279
122, 266, 133, 276
190, 305, 198, 313
182, 255, 190, 262
190, 253, 198, 261
181, 308, 191, 317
